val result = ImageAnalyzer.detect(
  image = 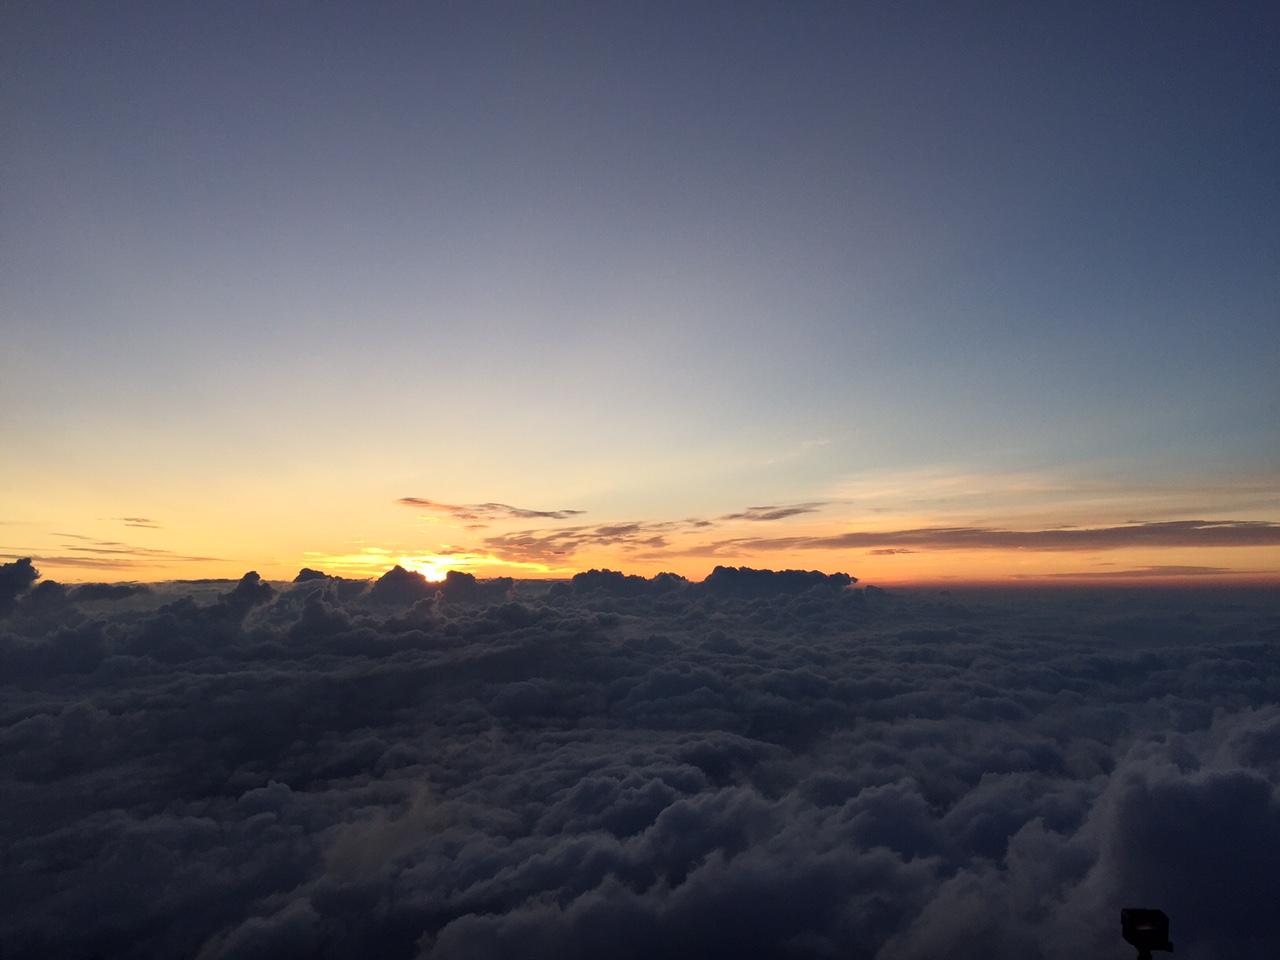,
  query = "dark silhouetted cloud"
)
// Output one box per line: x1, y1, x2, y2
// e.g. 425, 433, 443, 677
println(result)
368, 563, 435, 604
569, 568, 688, 598
0, 558, 39, 612
66, 582, 152, 602
698, 565, 853, 598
